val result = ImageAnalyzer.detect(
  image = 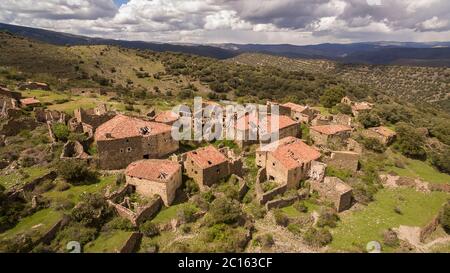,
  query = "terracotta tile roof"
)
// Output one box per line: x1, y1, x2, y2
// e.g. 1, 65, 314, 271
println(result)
236, 114, 297, 133
154, 111, 180, 124
125, 159, 180, 183
310, 125, 352, 135
369, 126, 396, 137
20, 97, 41, 105
271, 137, 321, 170
257, 136, 300, 152
282, 102, 307, 113
95, 114, 172, 141
187, 145, 228, 169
